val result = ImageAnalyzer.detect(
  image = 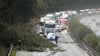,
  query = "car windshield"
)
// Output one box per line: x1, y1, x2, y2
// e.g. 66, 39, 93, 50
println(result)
45, 24, 55, 28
